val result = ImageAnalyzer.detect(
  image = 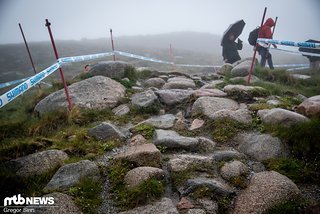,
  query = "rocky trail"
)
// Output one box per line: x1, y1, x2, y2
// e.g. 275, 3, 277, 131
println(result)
3, 60, 320, 213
